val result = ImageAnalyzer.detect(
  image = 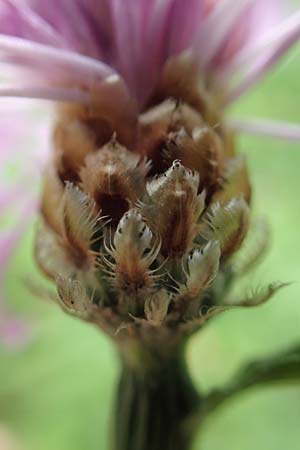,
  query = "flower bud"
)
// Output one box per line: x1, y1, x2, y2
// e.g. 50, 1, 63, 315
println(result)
32, 42, 260, 348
